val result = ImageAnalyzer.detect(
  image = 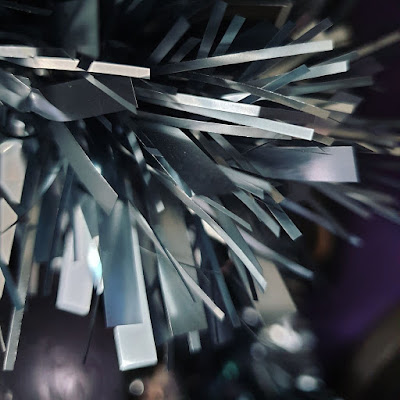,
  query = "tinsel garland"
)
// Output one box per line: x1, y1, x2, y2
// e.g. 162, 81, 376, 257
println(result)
0, 0, 399, 397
